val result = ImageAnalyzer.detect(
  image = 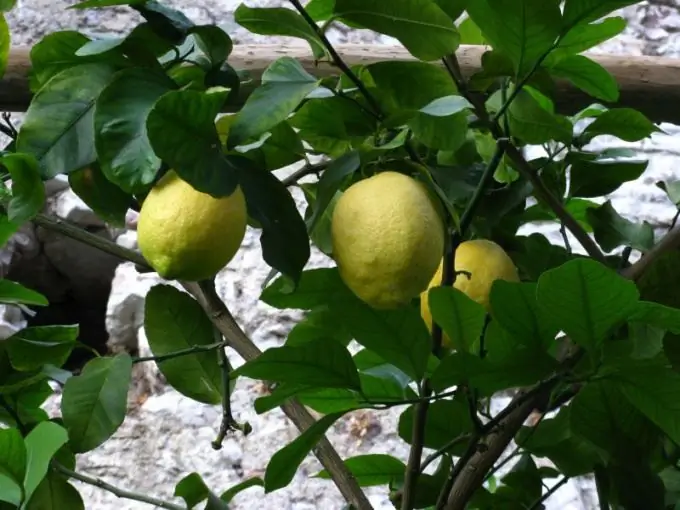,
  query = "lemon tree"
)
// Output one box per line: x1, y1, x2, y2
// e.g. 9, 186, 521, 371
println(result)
2, 1, 680, 510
